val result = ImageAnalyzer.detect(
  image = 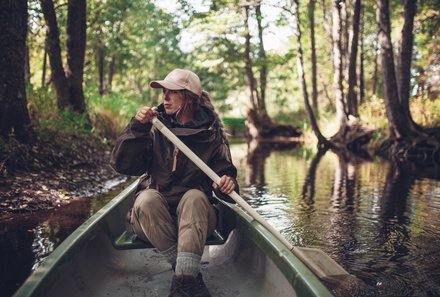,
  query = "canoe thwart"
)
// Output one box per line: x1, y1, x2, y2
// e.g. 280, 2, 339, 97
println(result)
113, 229, 227, 250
